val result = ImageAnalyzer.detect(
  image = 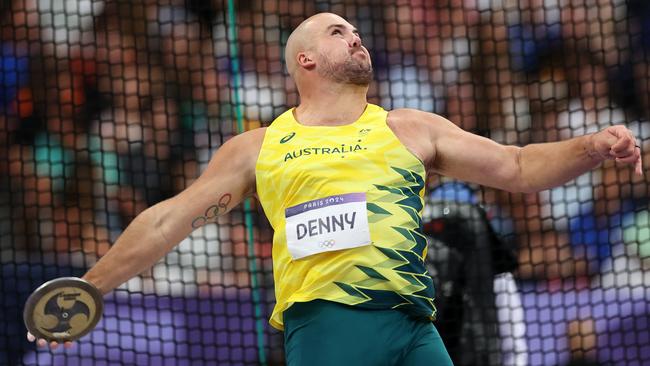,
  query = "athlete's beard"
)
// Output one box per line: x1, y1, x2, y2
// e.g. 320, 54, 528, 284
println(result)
318, 51, 373, 86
